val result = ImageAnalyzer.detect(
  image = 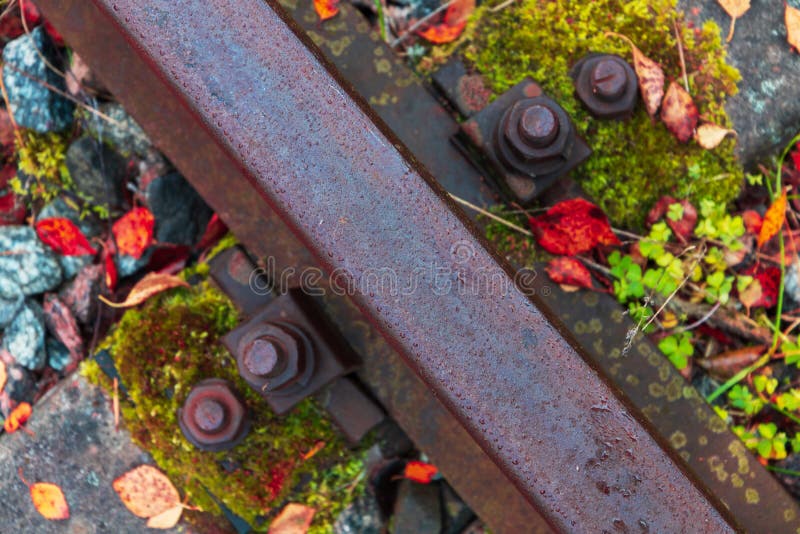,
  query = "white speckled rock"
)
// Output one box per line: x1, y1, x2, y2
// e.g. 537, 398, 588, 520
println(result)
0, 226, 62, 295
